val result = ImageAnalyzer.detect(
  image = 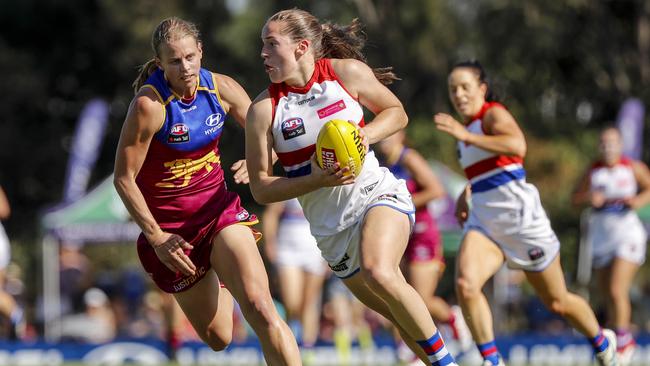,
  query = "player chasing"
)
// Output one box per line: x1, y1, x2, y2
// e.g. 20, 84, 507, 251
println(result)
433, 60, 619, 366
246, 8, 459, 366
572, 126, 650, 365
113, 17, 301, 365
